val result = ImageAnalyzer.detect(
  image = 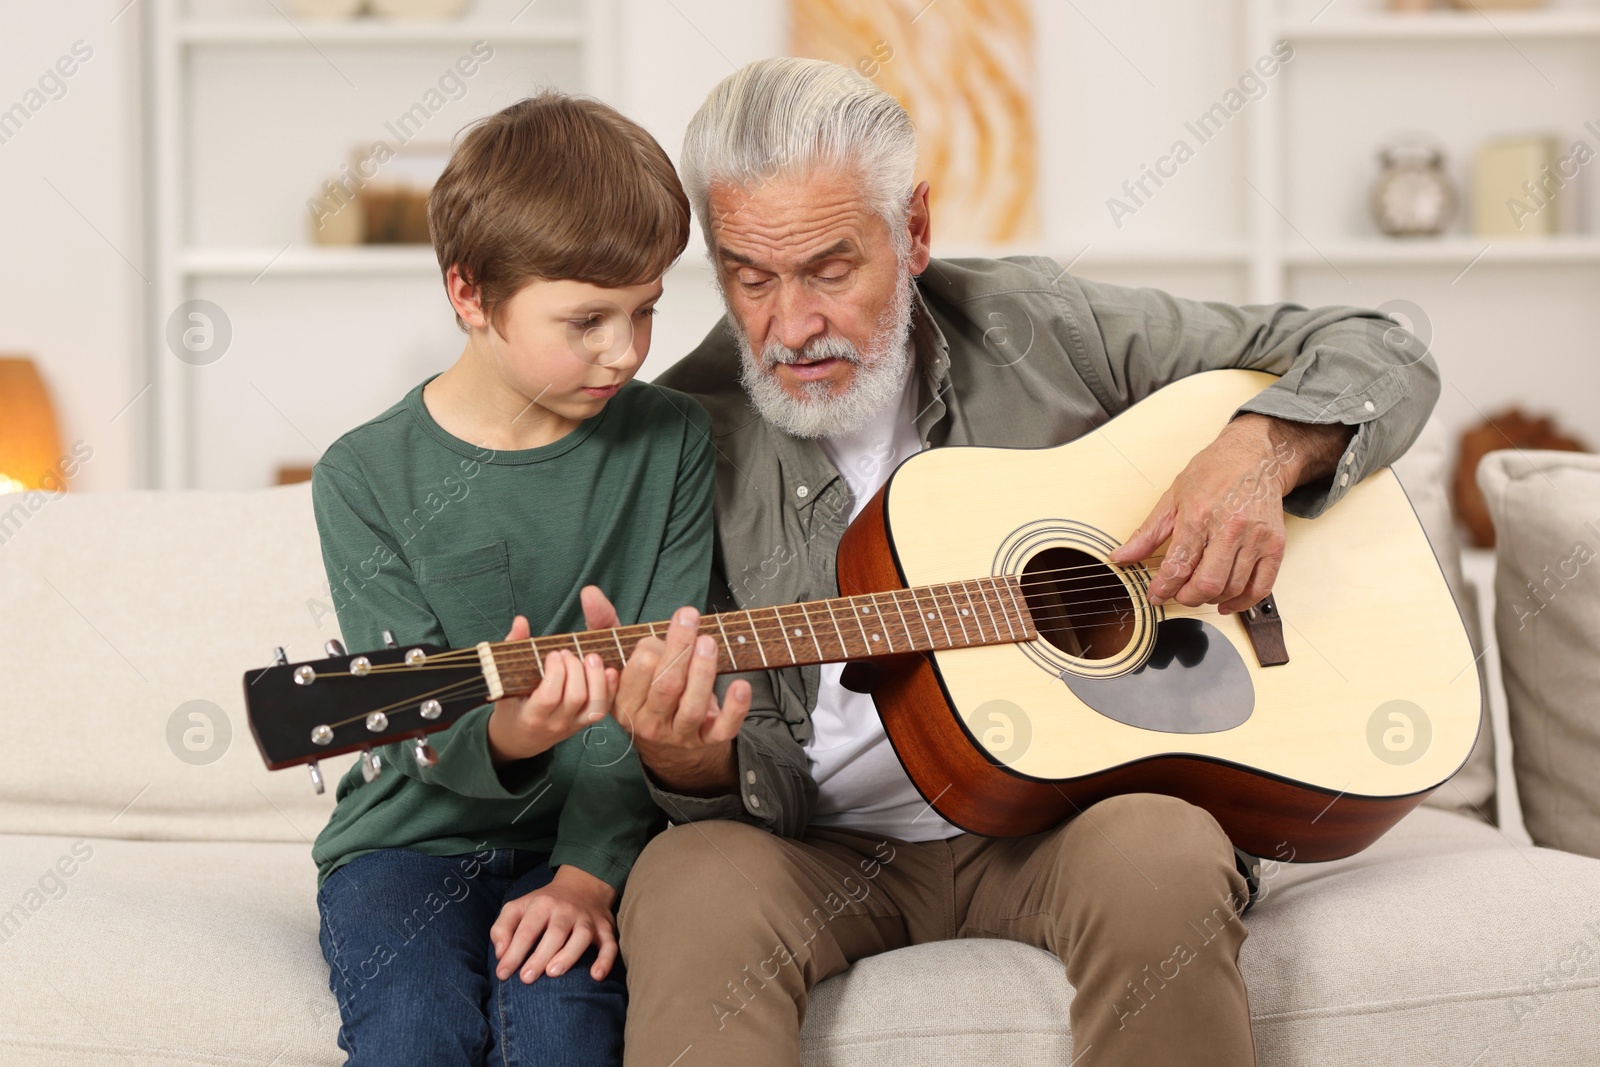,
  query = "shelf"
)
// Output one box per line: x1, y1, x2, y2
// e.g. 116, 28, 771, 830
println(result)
1282, 10, 1600, 41
174, 18, 584, 45
1282, 235, 1600, 266
179, 245, 441, 276
937, 243, 1254, 265
177, 244, 1266, 278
